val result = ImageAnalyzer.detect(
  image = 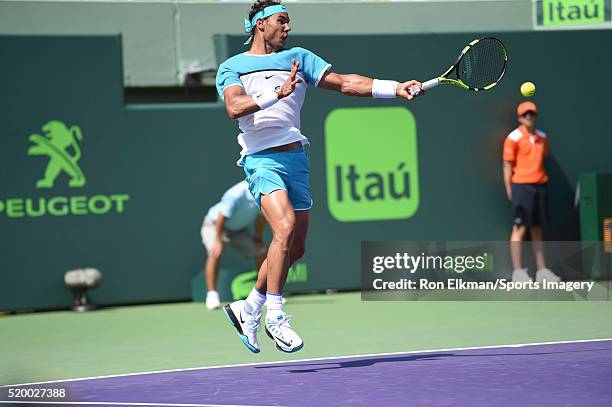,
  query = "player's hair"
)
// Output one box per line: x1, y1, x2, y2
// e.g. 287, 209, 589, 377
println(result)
247, 0, 282, 37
